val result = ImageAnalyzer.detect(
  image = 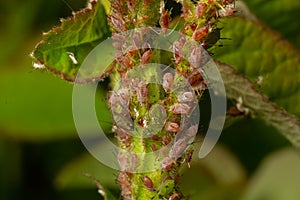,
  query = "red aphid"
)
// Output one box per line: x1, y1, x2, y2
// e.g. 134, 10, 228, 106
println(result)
185, 125, 198, 141
126, 0, 136, 12
162, 135, 171, 145
161, 157, 173, 171
143, 176, 154, 191
112, 41, 122, 51
132, 31, 141, 47
118, 171, 131, 188
169, 138, 188, 160
189, 45, 202, 69
129, 153, 138, 171
160, 9, 170, 34
110, 13, 126, 32
173, 41, 183, 64
188, 70, 207, 93
162, 72, 174, 92
141, 50, 153, 66
118, 172, 132, 200
169, 103, 191, 115
190, 22, 197, 31
126, 45, 137, 57
181, 3, 190, 18
192, 27, 208, 41
118, 151, 128, 170
118, 55, 133, 68
196, 3, 207, 18
164, 122, 180, 133
178, 92, 194, 103
117, 128, 131, 148
135, 80, 148, 104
